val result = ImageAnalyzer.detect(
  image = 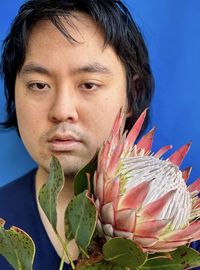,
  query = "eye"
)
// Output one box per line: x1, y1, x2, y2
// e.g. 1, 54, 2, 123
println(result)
80, 82, 100, 91
27, 82, 50, 91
